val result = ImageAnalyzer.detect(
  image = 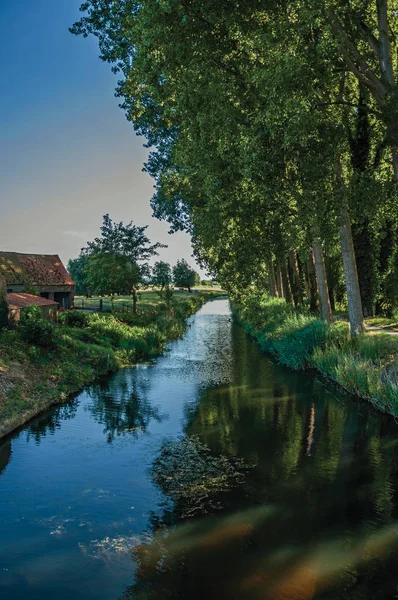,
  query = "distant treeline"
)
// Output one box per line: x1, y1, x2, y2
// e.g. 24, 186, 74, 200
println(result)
68, 215, 206, 309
